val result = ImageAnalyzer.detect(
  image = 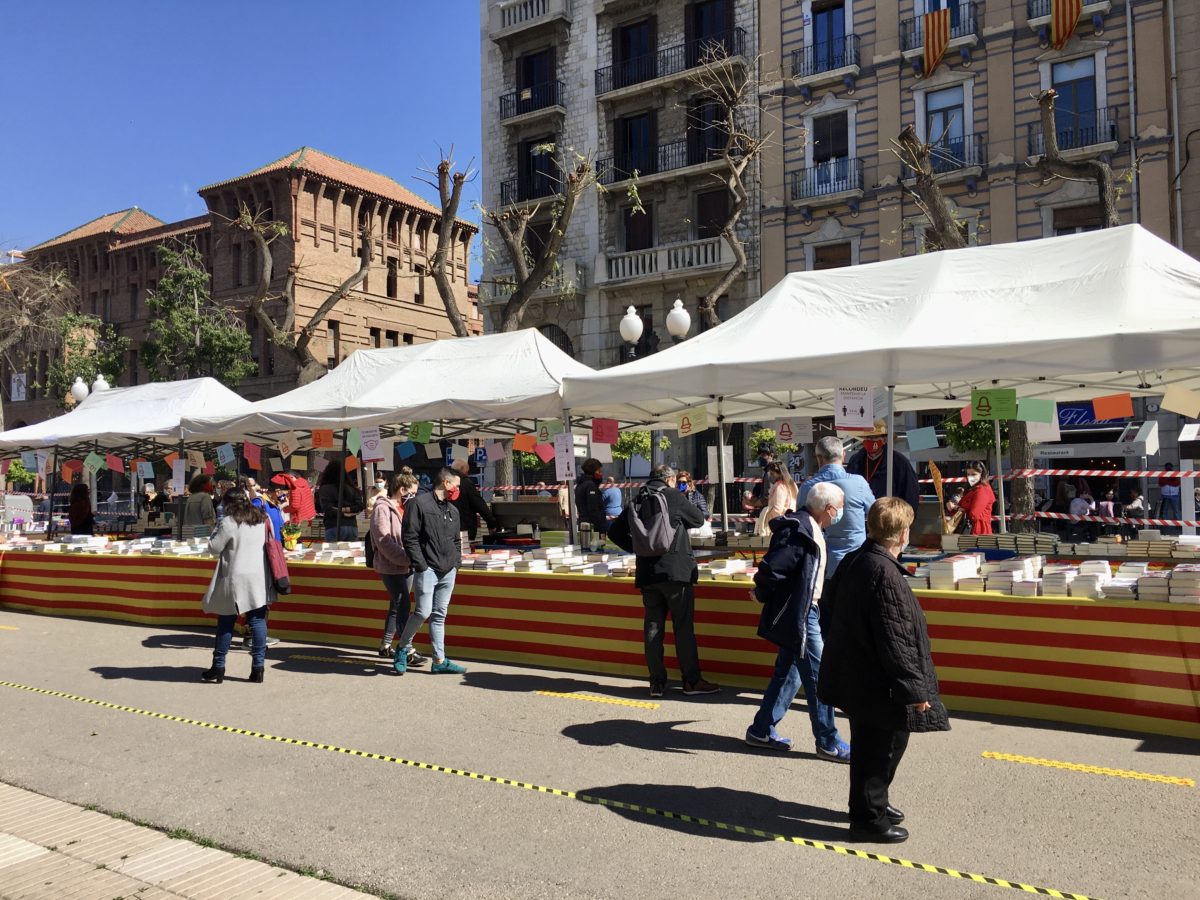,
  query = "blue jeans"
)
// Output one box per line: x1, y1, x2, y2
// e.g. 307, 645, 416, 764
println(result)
214, 606, 268, 668
749, 601, 842, 751
325, 523, 359, 542
397, 568, 456, 661
379, 571, 414, 650
1161, 496, 1181, 522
